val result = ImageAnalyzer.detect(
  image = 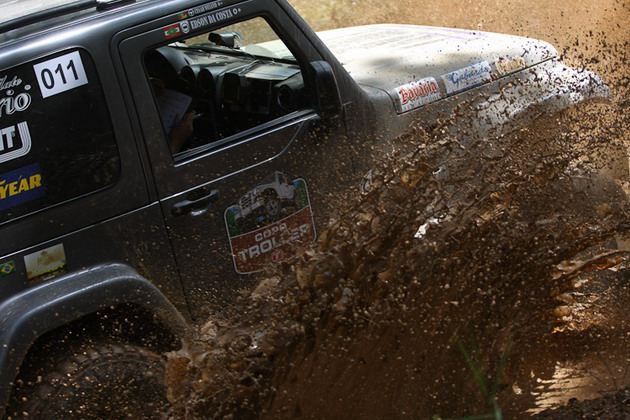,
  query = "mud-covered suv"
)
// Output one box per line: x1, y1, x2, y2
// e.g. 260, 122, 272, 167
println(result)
0, 0, 613, 417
